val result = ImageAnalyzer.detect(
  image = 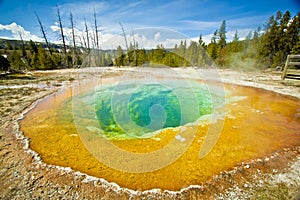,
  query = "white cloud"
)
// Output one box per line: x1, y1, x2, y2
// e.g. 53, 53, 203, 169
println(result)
154, 32, 161, 40
100, 32, 188, 50
57, 1, 109, 17
0, 22, 254, 51
0, 22, 43, 42
50, 25, 60, 32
